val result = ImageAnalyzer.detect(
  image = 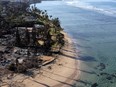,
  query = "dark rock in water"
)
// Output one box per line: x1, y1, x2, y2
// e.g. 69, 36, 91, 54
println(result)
106, 76, 112, 80
111, 74, 116, 78
91, 83, 98, 87
100, 72, 109, 76
110, 81, 113, 83
97, 63, 106, 71
99, 63, 106, 71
